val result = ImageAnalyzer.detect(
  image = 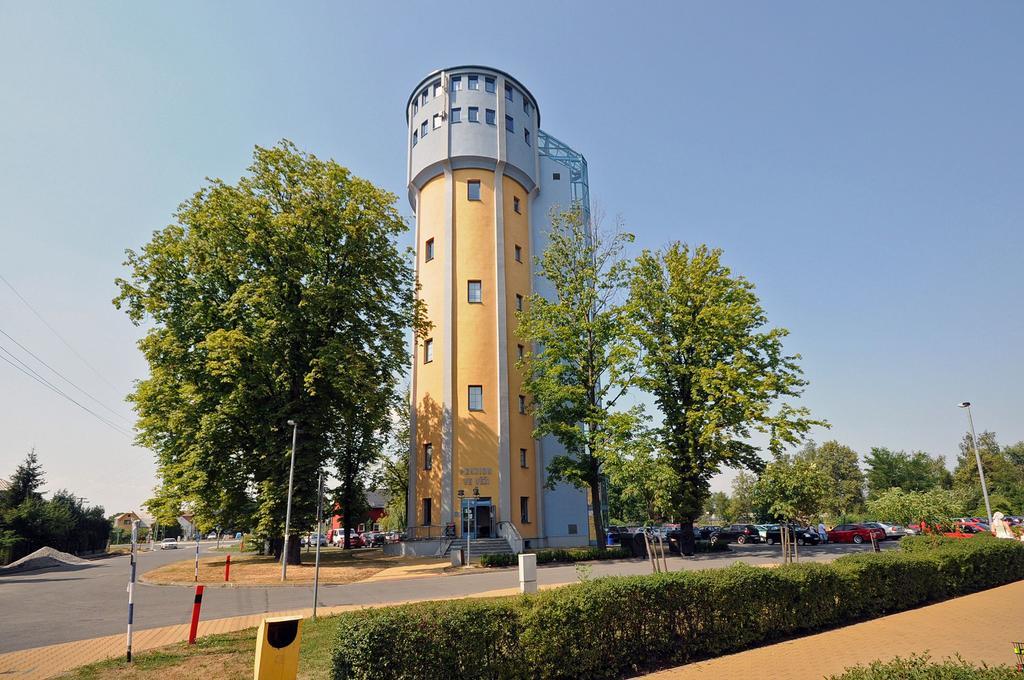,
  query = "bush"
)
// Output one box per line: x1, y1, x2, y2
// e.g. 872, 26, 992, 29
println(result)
830, 654, 1019, 679
332, 539, 1024, 679
478, 547, 632, 568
